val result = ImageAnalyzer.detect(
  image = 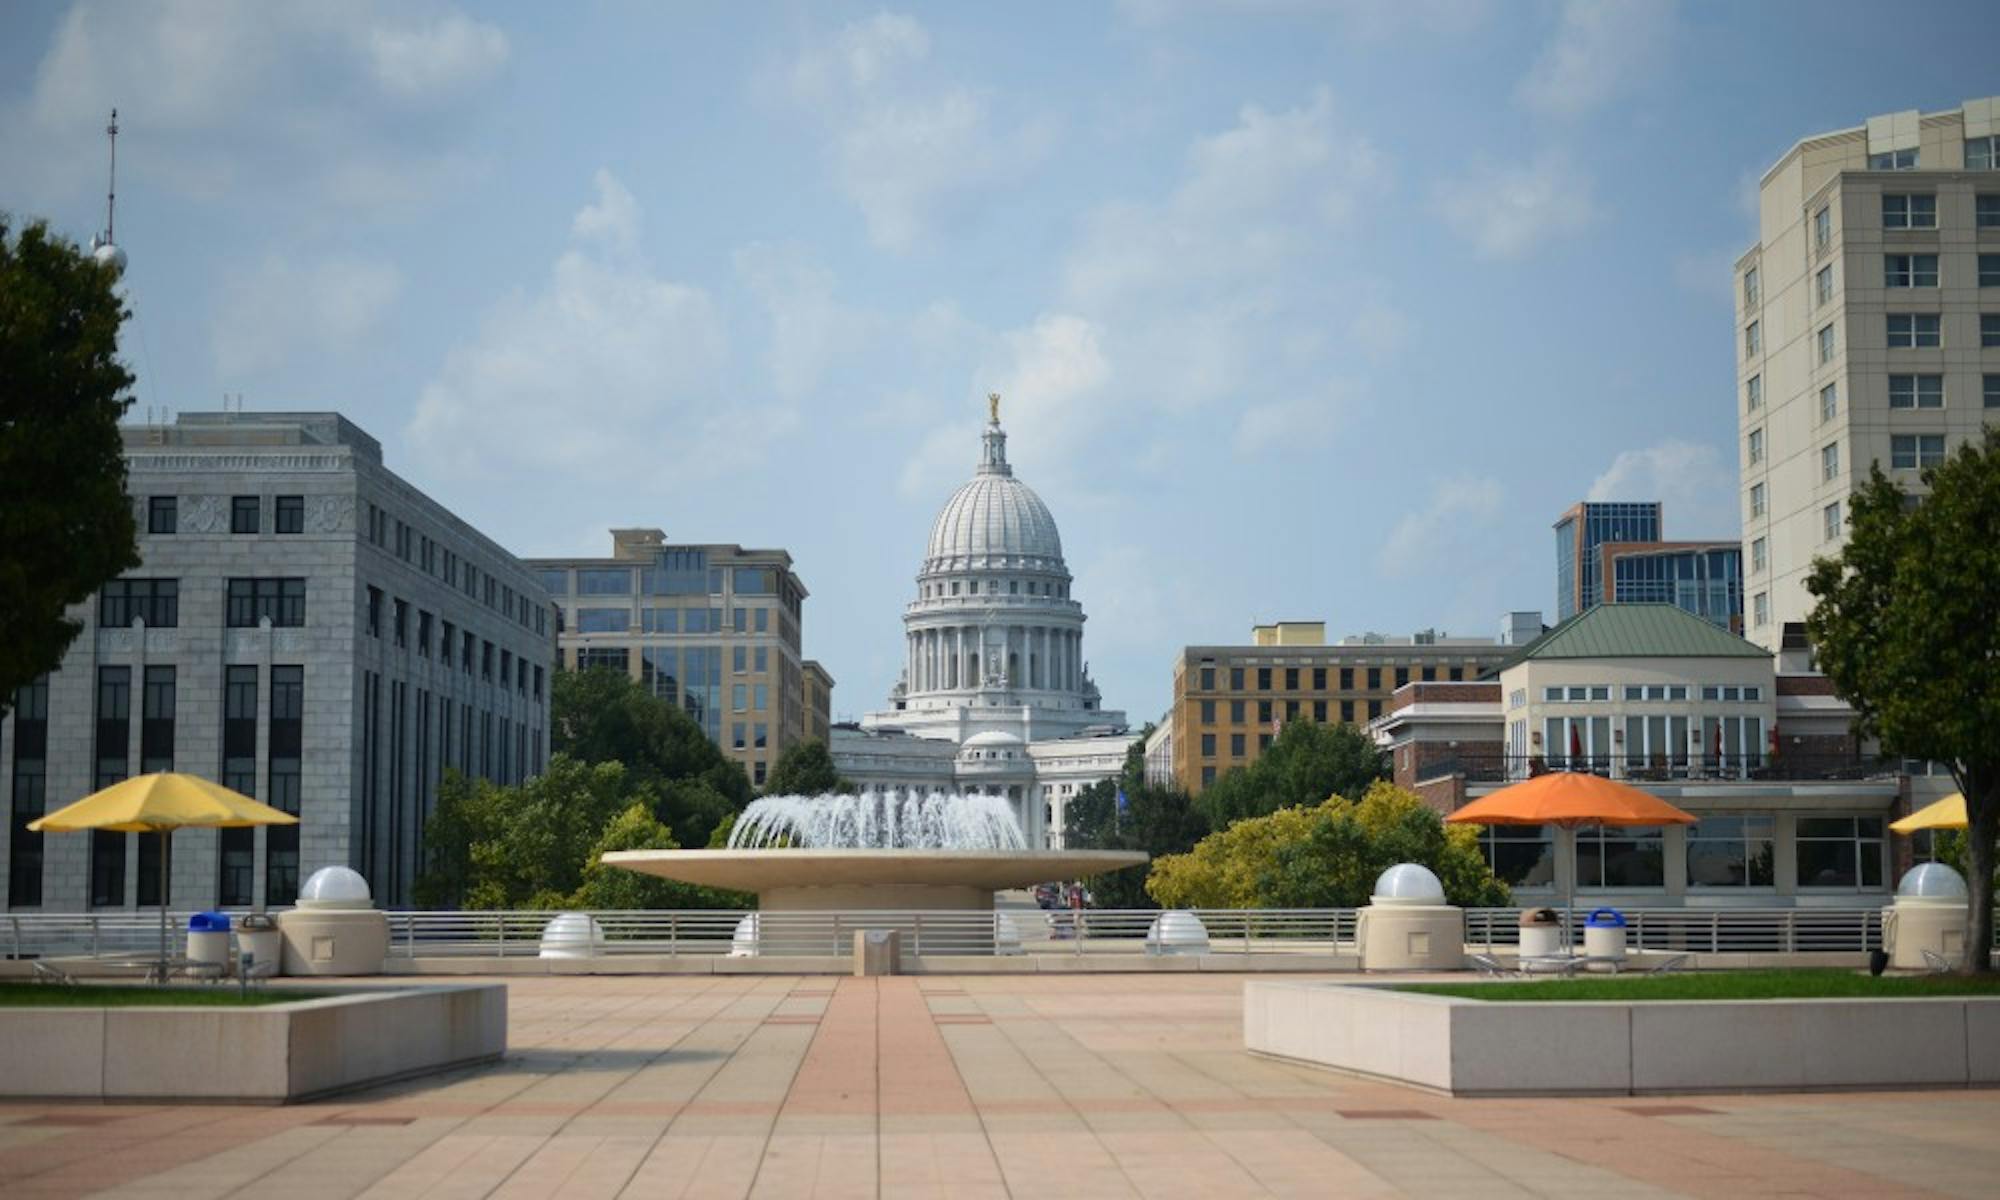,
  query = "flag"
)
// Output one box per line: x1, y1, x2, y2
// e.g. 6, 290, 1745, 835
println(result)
1115, 787, 1128, 814
1270, 715, 1281, 738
